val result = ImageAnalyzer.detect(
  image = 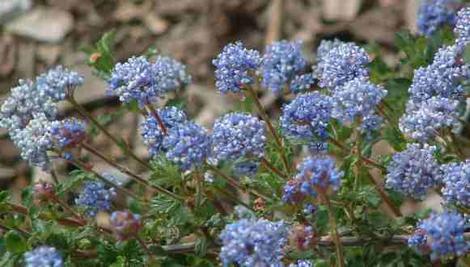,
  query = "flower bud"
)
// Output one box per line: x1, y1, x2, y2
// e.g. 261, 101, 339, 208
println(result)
110, 210, 141, 240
